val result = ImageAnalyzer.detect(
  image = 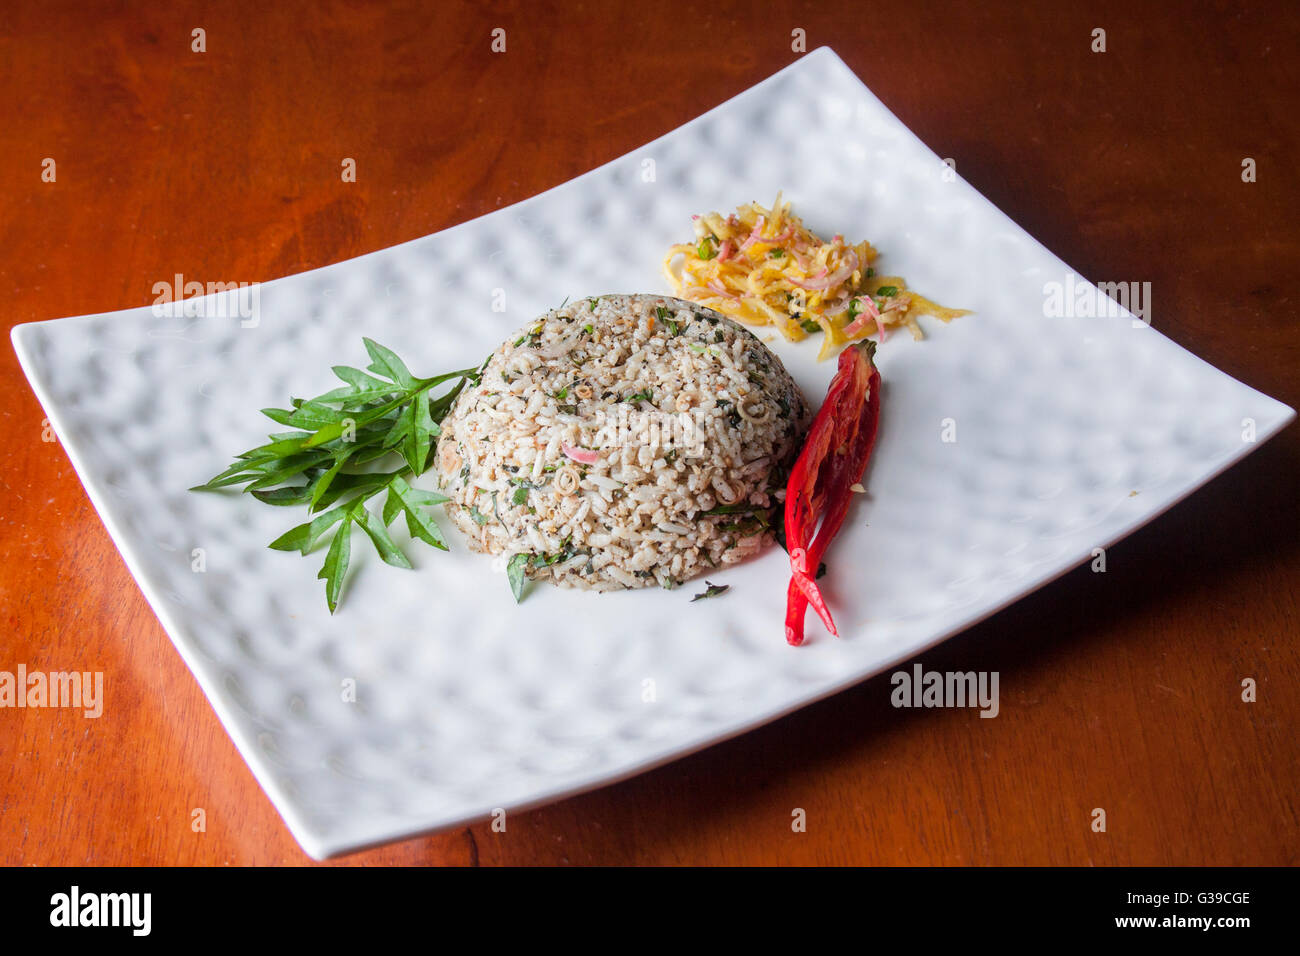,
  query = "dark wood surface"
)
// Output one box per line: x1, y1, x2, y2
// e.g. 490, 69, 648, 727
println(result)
1, 0, 1296, 865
